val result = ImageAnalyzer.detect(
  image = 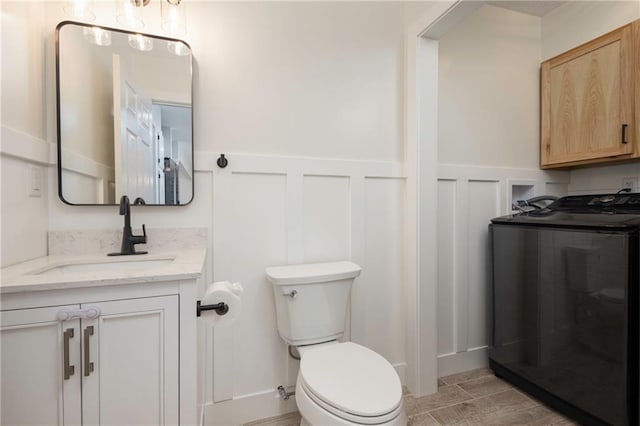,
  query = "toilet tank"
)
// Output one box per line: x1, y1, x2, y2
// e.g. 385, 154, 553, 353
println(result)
266, 261, 361, 346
